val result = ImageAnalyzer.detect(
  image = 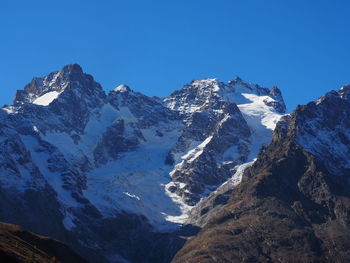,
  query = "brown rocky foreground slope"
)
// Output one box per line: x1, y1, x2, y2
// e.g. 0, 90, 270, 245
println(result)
172, 90, 350, 263
0, 222, 89, 263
